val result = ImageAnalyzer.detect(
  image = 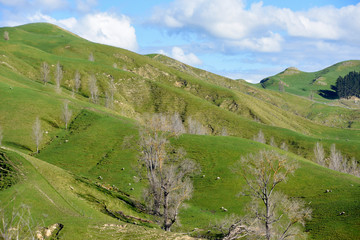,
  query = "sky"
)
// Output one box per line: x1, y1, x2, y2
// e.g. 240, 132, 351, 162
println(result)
1, 0, 360, 83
